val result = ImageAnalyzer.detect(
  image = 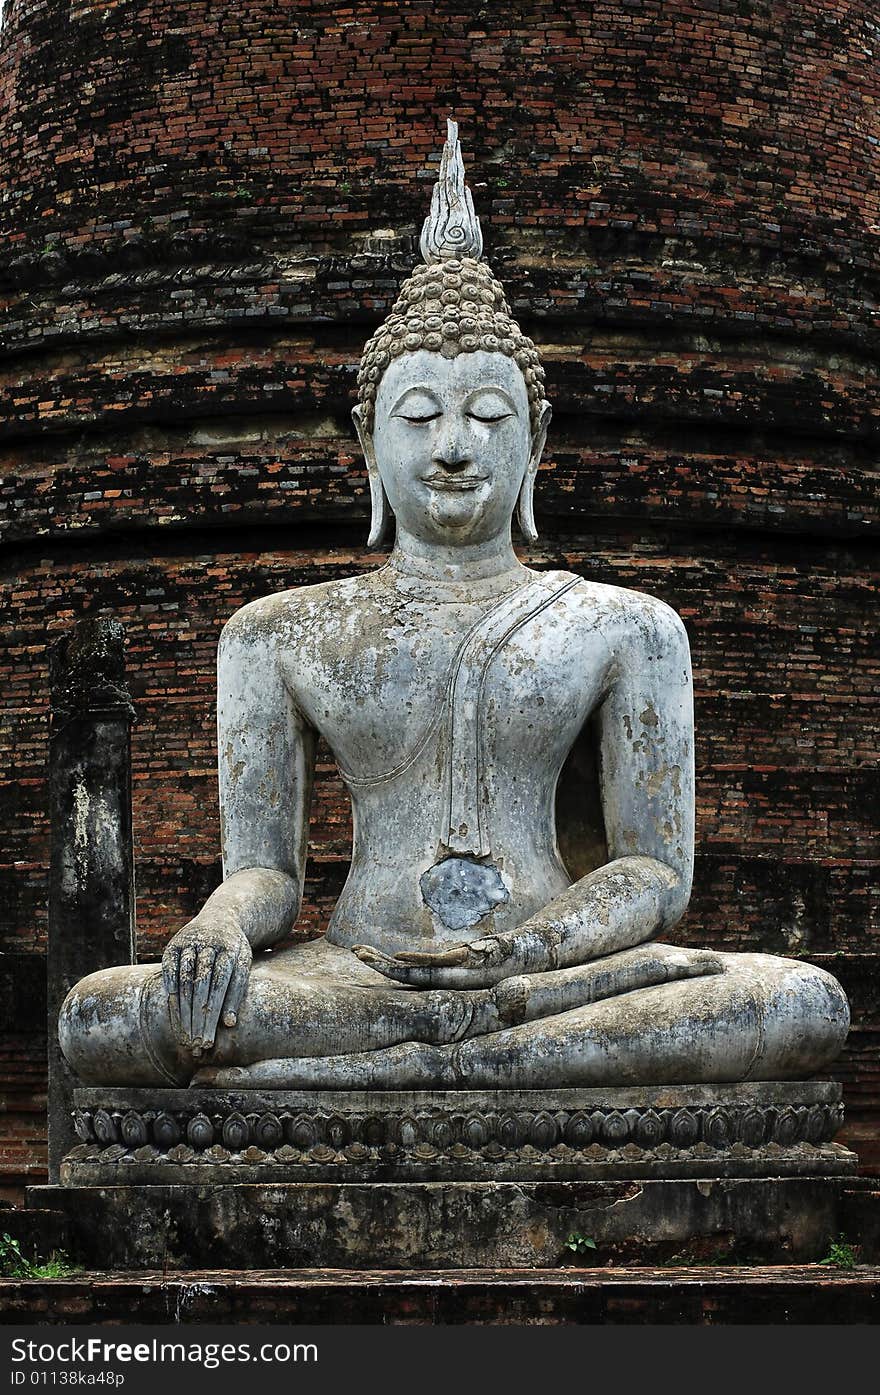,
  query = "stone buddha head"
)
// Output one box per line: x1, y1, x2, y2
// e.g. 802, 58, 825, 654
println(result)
352, 121, 551, 549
